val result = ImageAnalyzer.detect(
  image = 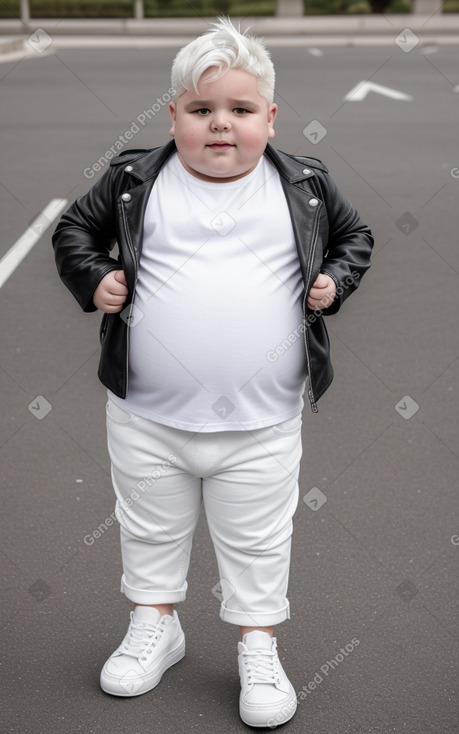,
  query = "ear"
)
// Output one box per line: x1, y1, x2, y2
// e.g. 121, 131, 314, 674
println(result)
267, 103, 278, 140
169, 101, 176, 137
